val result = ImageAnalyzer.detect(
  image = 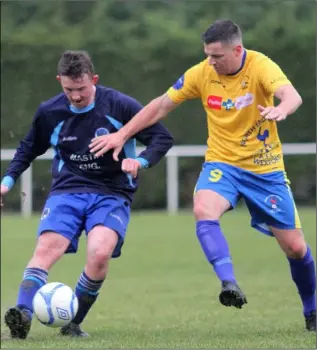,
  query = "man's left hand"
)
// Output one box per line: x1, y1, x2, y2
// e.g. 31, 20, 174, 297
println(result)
122, 159, 142, 178
258, 105, 287, 121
